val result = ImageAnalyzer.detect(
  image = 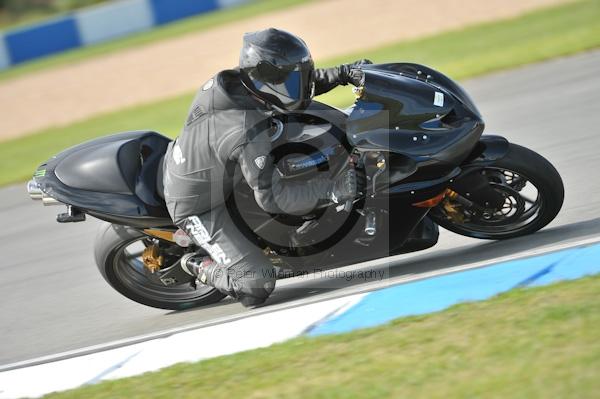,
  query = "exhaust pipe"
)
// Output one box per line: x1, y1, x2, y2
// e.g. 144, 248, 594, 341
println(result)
27, 180, 61, 205
42, 196, 61, 206
27, 180, 42, 200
